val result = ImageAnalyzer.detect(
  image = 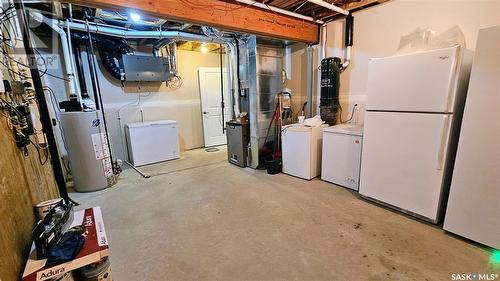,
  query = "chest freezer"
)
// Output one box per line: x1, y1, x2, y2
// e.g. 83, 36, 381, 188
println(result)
125, 120, 180, 166
321, 124, 363, 190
